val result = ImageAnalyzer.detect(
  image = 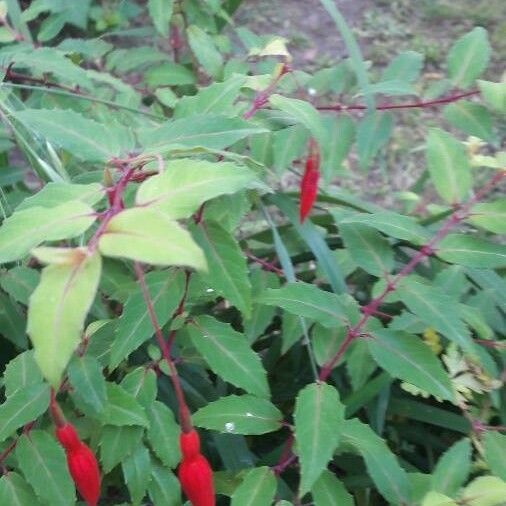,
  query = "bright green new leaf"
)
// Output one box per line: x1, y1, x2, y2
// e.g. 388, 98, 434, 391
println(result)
192, 222, 252, 317
369, 329, 454, 401
147, 401, 181, 468
426, 128, 472, 204
437, 234, 506, 269
0, 201, 96, 264
258, 282, 359, 328
312, 470, 354, 506
342, 418, 411, 504
0, 383, 50, 443
27, 250, 102, 387
447, 27, 490, 89
135, 159, 256, 219
14, 109, 133, 162
421, 491, 458, 506
431, 438, 471, 496
193, 395, 283, 435
98, 207, 206, 270
478, 80, 506, 113
231, 467, 276, 506
461, 476, 506, 506
16, 430, 76, 506
148, 0, 173, 37
295, 383, 345, 495
189, 316, 270, 398
467, 199, 506, 234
